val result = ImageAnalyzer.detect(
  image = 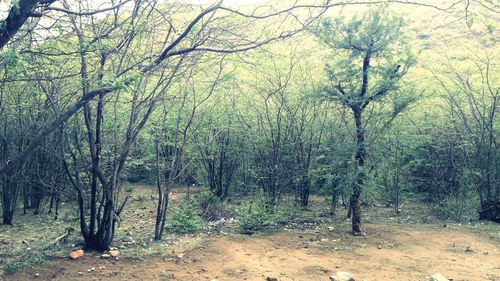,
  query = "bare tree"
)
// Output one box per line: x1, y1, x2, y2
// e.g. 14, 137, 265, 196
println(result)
154, 58, 224, 241
433, 52, 499, 222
